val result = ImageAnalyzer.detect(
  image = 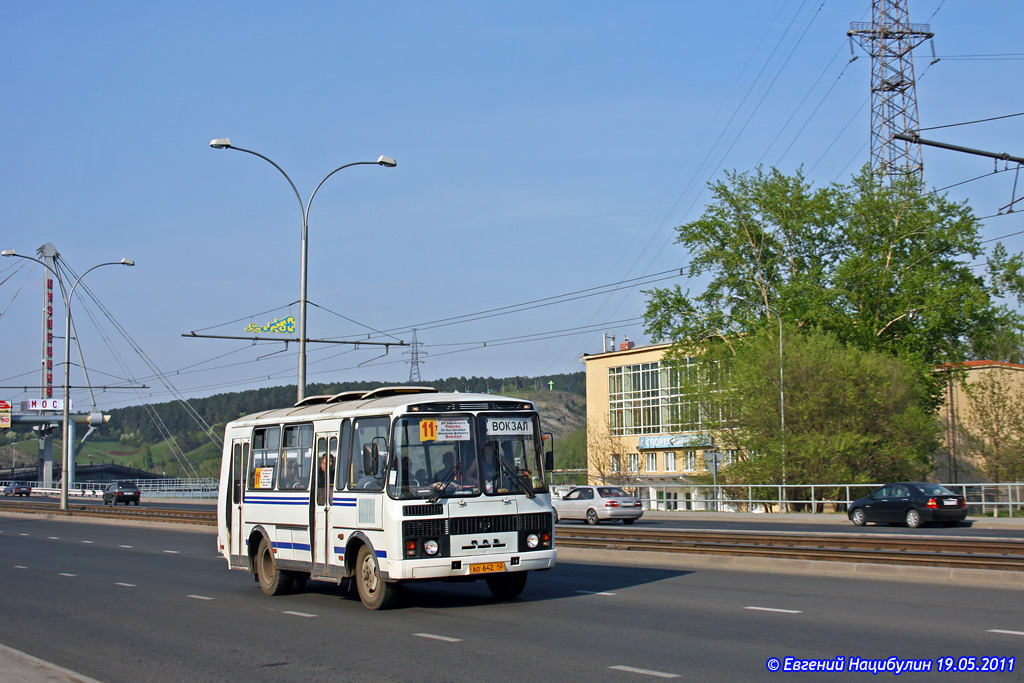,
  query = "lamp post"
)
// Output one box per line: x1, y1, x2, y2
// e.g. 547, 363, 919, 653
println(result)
730, 295, 786, 510
2, 250, 134, 510
209, 138, 396, 402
